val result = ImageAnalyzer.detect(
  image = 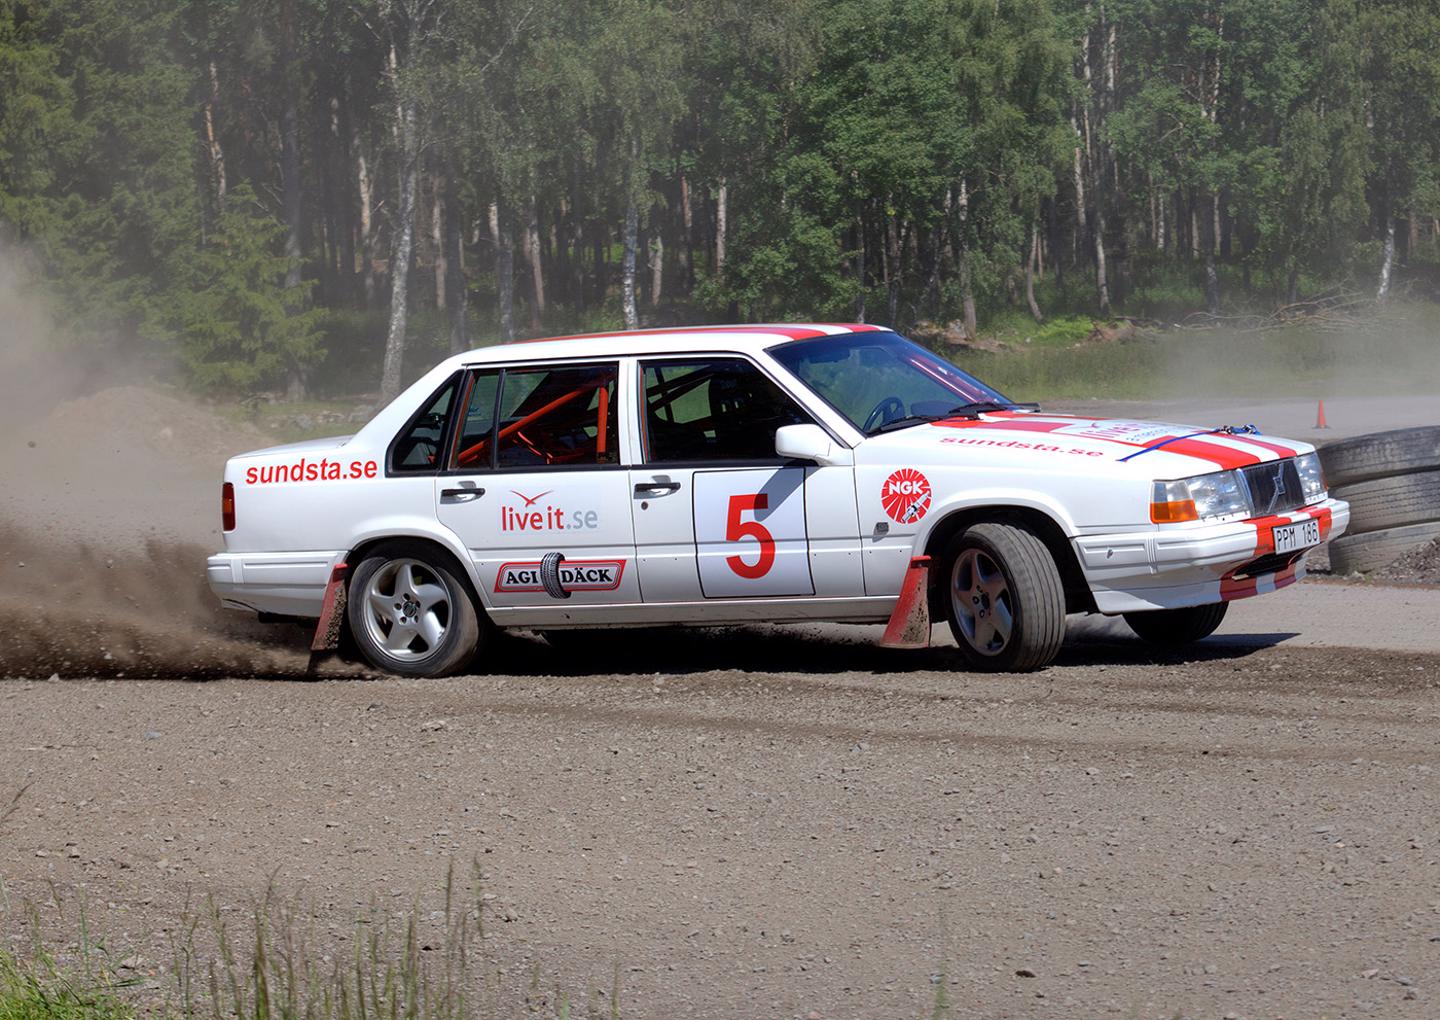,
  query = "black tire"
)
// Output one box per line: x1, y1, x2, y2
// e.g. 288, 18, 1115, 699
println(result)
1333, 469, 1440, 536
1319, 426, 1440, 487
1326, 521, 1440, 575
1123, 602, 1229, 647
346, 540, 485, 677
941, 522, 1066, 672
